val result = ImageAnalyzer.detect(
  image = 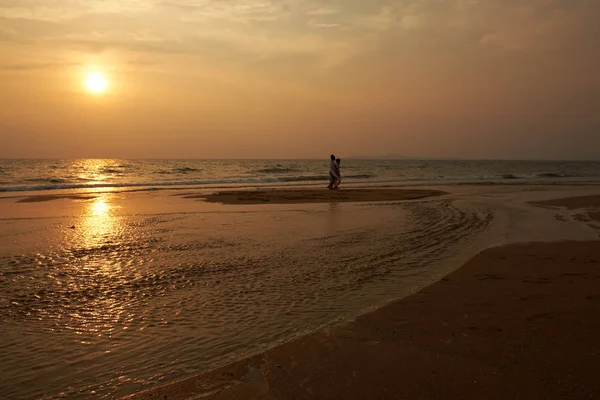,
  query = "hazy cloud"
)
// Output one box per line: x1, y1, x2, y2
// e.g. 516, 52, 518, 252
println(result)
1, 0, 599, 158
